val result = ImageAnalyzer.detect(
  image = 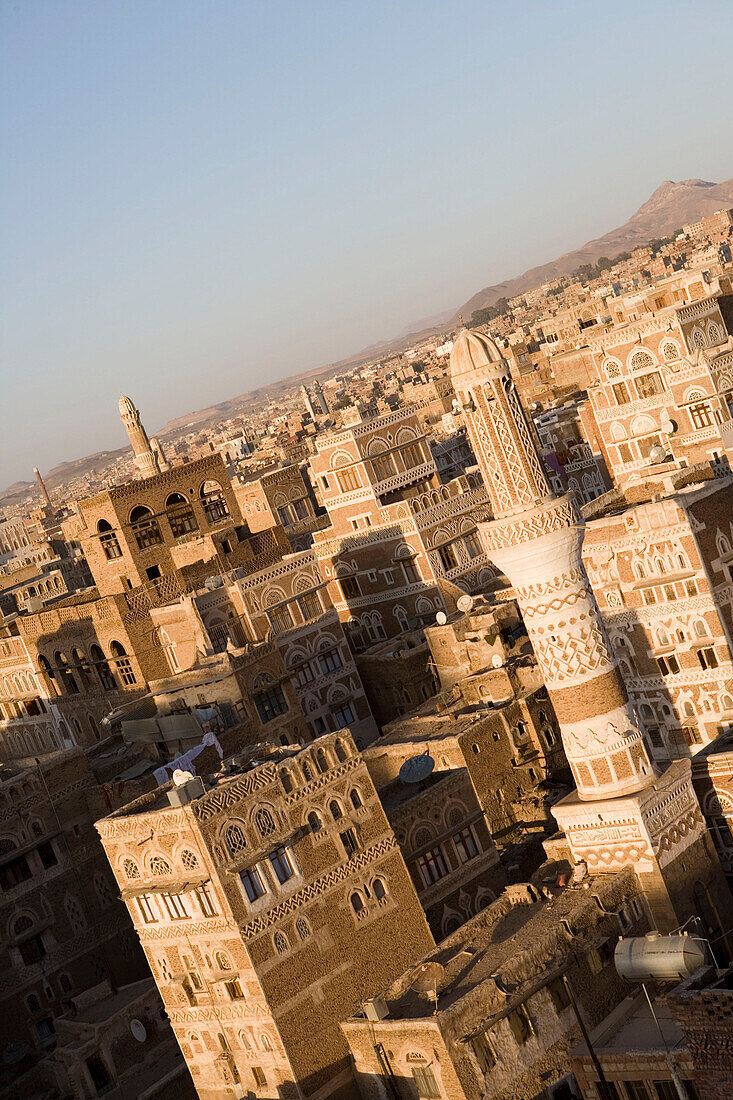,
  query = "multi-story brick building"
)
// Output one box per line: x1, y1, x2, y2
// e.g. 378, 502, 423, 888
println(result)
582, 478, 733, 763
97, 732, 434, 1100
309, 406, 495, 643
580, 293, 733, 487
0, 749, 150, 1068
342, 872, 650, 1100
